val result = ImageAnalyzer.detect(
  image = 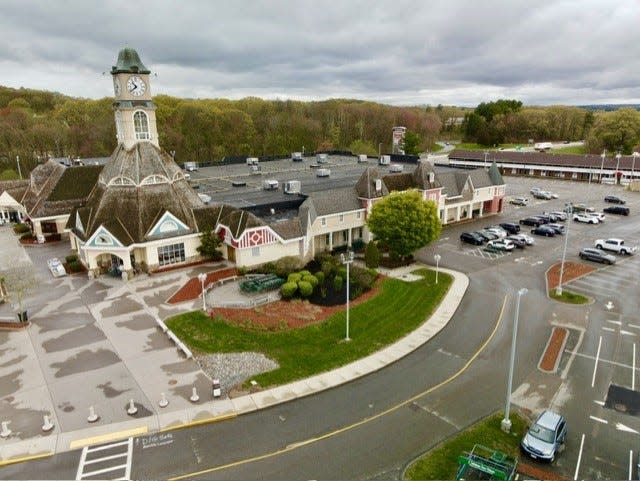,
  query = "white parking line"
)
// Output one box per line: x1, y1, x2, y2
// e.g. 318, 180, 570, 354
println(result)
633, 344, 636, 391
629, 450, 633, 480
574, 433, 585, 480
590, 415, 608, 424
592, 336, 602, 388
